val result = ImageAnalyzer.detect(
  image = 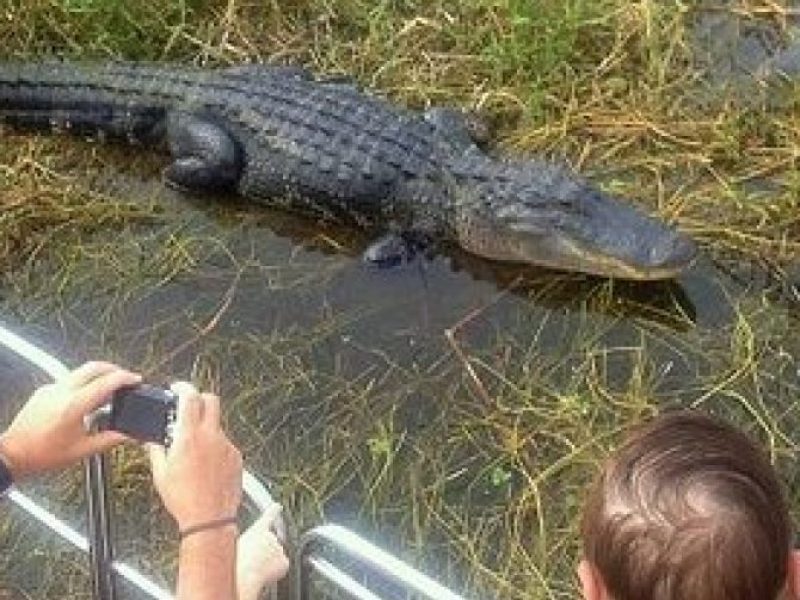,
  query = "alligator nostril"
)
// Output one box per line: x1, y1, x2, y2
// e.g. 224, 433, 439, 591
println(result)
649, 234, 697, 268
